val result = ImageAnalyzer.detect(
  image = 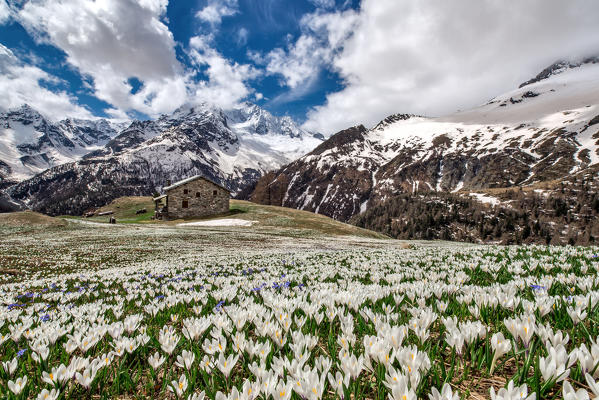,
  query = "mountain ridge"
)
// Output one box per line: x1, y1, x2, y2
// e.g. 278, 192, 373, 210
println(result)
0, 104, 124, 183
248, 59, 599, 244
0, 102, 323, 214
